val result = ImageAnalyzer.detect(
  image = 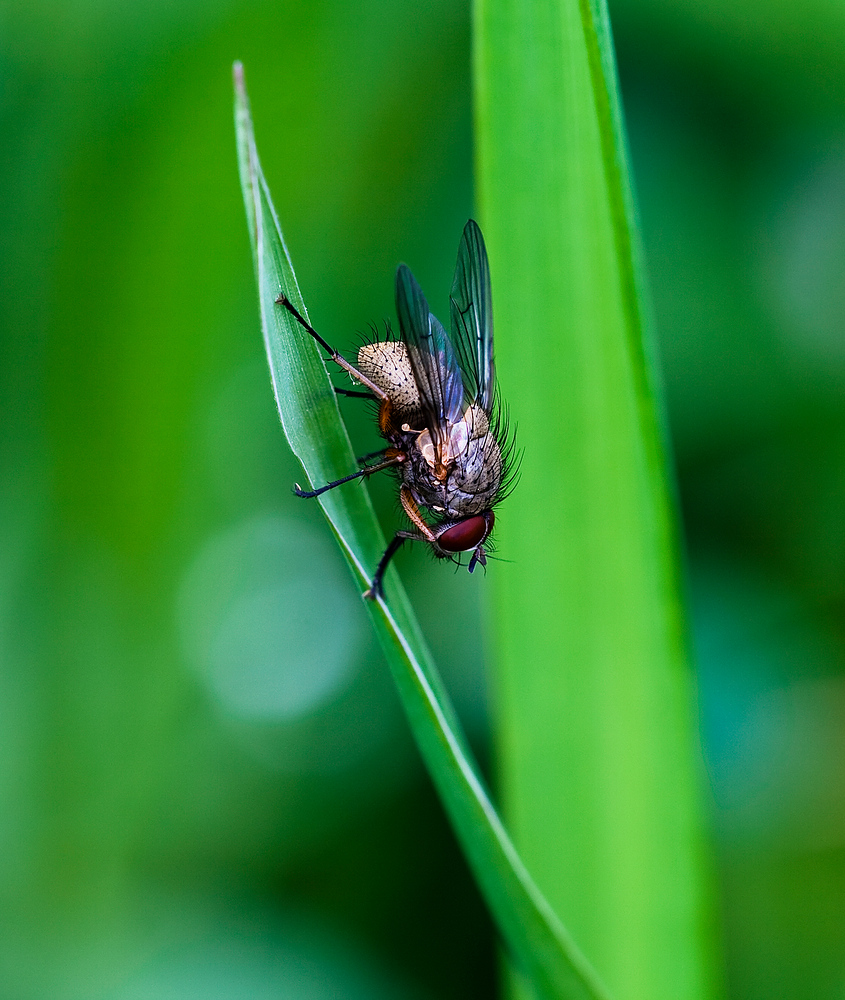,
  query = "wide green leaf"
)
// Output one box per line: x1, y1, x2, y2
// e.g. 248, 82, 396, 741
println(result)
233, 62, 611, 1000
474, 1, 715, 999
